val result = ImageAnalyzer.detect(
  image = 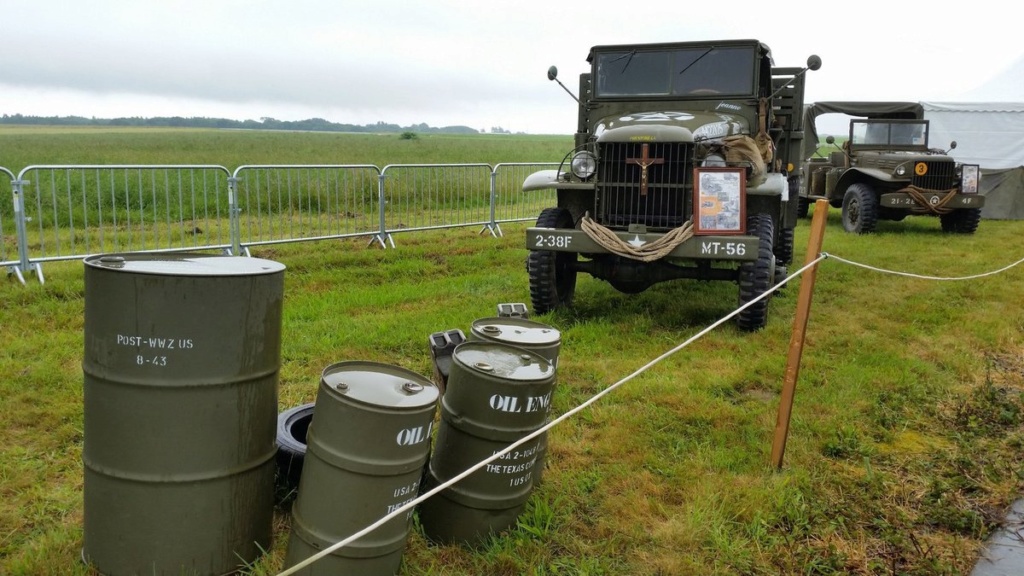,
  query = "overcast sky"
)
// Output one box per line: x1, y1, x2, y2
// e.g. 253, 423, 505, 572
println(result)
2, 0, 1022, 135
